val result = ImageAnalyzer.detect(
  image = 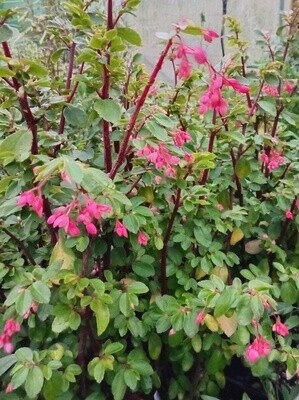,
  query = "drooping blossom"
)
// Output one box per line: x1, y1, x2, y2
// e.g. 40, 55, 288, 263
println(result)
202, 29, 220, 43
195, 311, 206, 325
225, 78, 250, 94
138, 231, 149, 246
47, 206, 80, 237
173, 129, 191, 147
114, 220, 128, 238
217, 204, 224, 211
3, 319, 21, 336
137, 143, 180, 177
262, 84, 279, 97
175, 43, 208, 80
272, 317, 289, 337
245, 336, 271, 363
0, 318, 21, 354
285, 209, 294, 220
283, 81, 296, 94
192, 47, 208, 64
177, 57, 192, 80
18, 190, 43, 217
198, 75, 228, 116
24, 303, 39, 320
260, 149, 285, 170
